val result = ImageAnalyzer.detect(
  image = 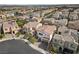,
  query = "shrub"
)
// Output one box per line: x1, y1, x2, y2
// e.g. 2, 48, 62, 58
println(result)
23, 33, 29, 39
48, 44, 57, 54
28, 36, 37, 44
50, 47, 57, 53
15, 32, 21, 37
24, 33, 37, 44
0, 34, 4, 39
